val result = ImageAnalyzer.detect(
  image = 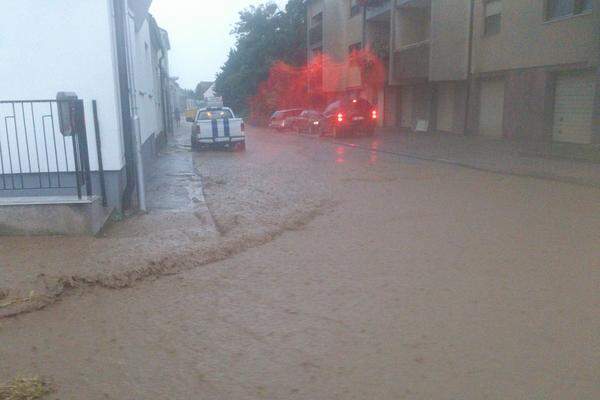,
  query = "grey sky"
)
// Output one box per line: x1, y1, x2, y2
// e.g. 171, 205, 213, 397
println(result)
150, 0, 287, 90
